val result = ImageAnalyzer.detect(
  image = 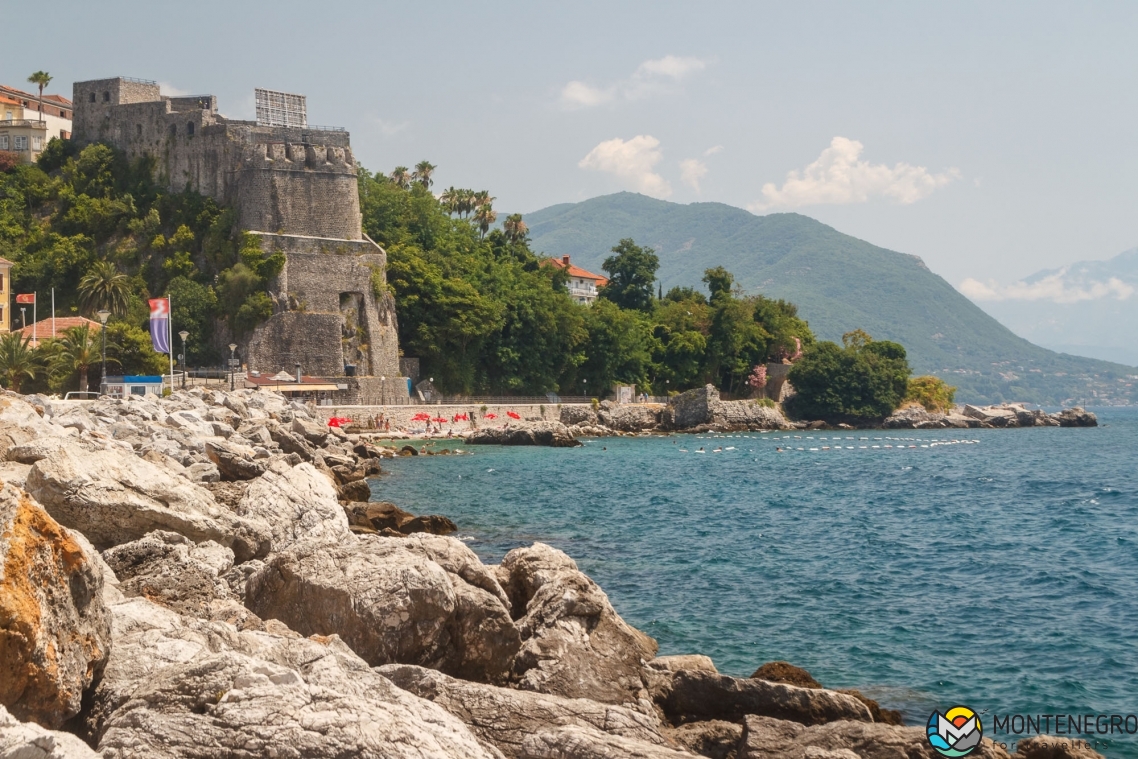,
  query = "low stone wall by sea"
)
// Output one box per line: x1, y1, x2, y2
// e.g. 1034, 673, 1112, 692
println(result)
314, 402, 585, 432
